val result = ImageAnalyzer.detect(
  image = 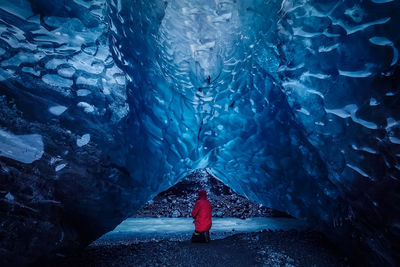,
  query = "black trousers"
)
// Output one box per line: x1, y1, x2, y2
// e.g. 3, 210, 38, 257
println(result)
191, 230, 210, 243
